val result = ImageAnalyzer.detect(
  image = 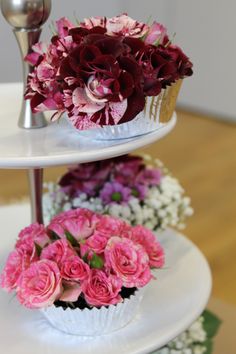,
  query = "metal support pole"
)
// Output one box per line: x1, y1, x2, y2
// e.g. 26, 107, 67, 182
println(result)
28, 168, 44, 224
